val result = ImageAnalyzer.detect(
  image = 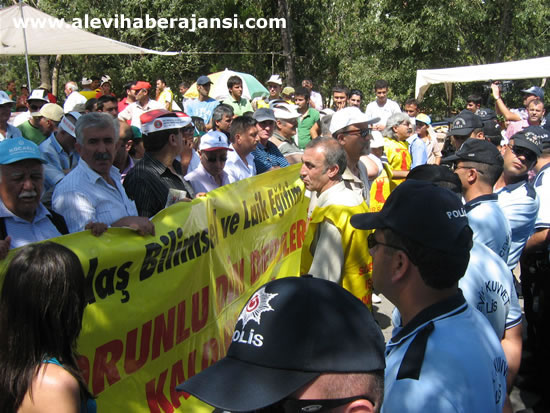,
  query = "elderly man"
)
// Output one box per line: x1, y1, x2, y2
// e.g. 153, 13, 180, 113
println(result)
52, 113, 154, 235
124, 110, 195, 217
351, 180, 507, 412
270, 103, 302, 164
300, 137, 373, 307
251, 108, 289, 174
184, 130, 232, 193
63, 81, 87, 113
39, 111, 81, 195
0, 91, 23, 141
0, 138, 69, 258
225, 116, 259, 182
177, 276, 385, 412
383, 112, 412, 188
118, 81, 163, 128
